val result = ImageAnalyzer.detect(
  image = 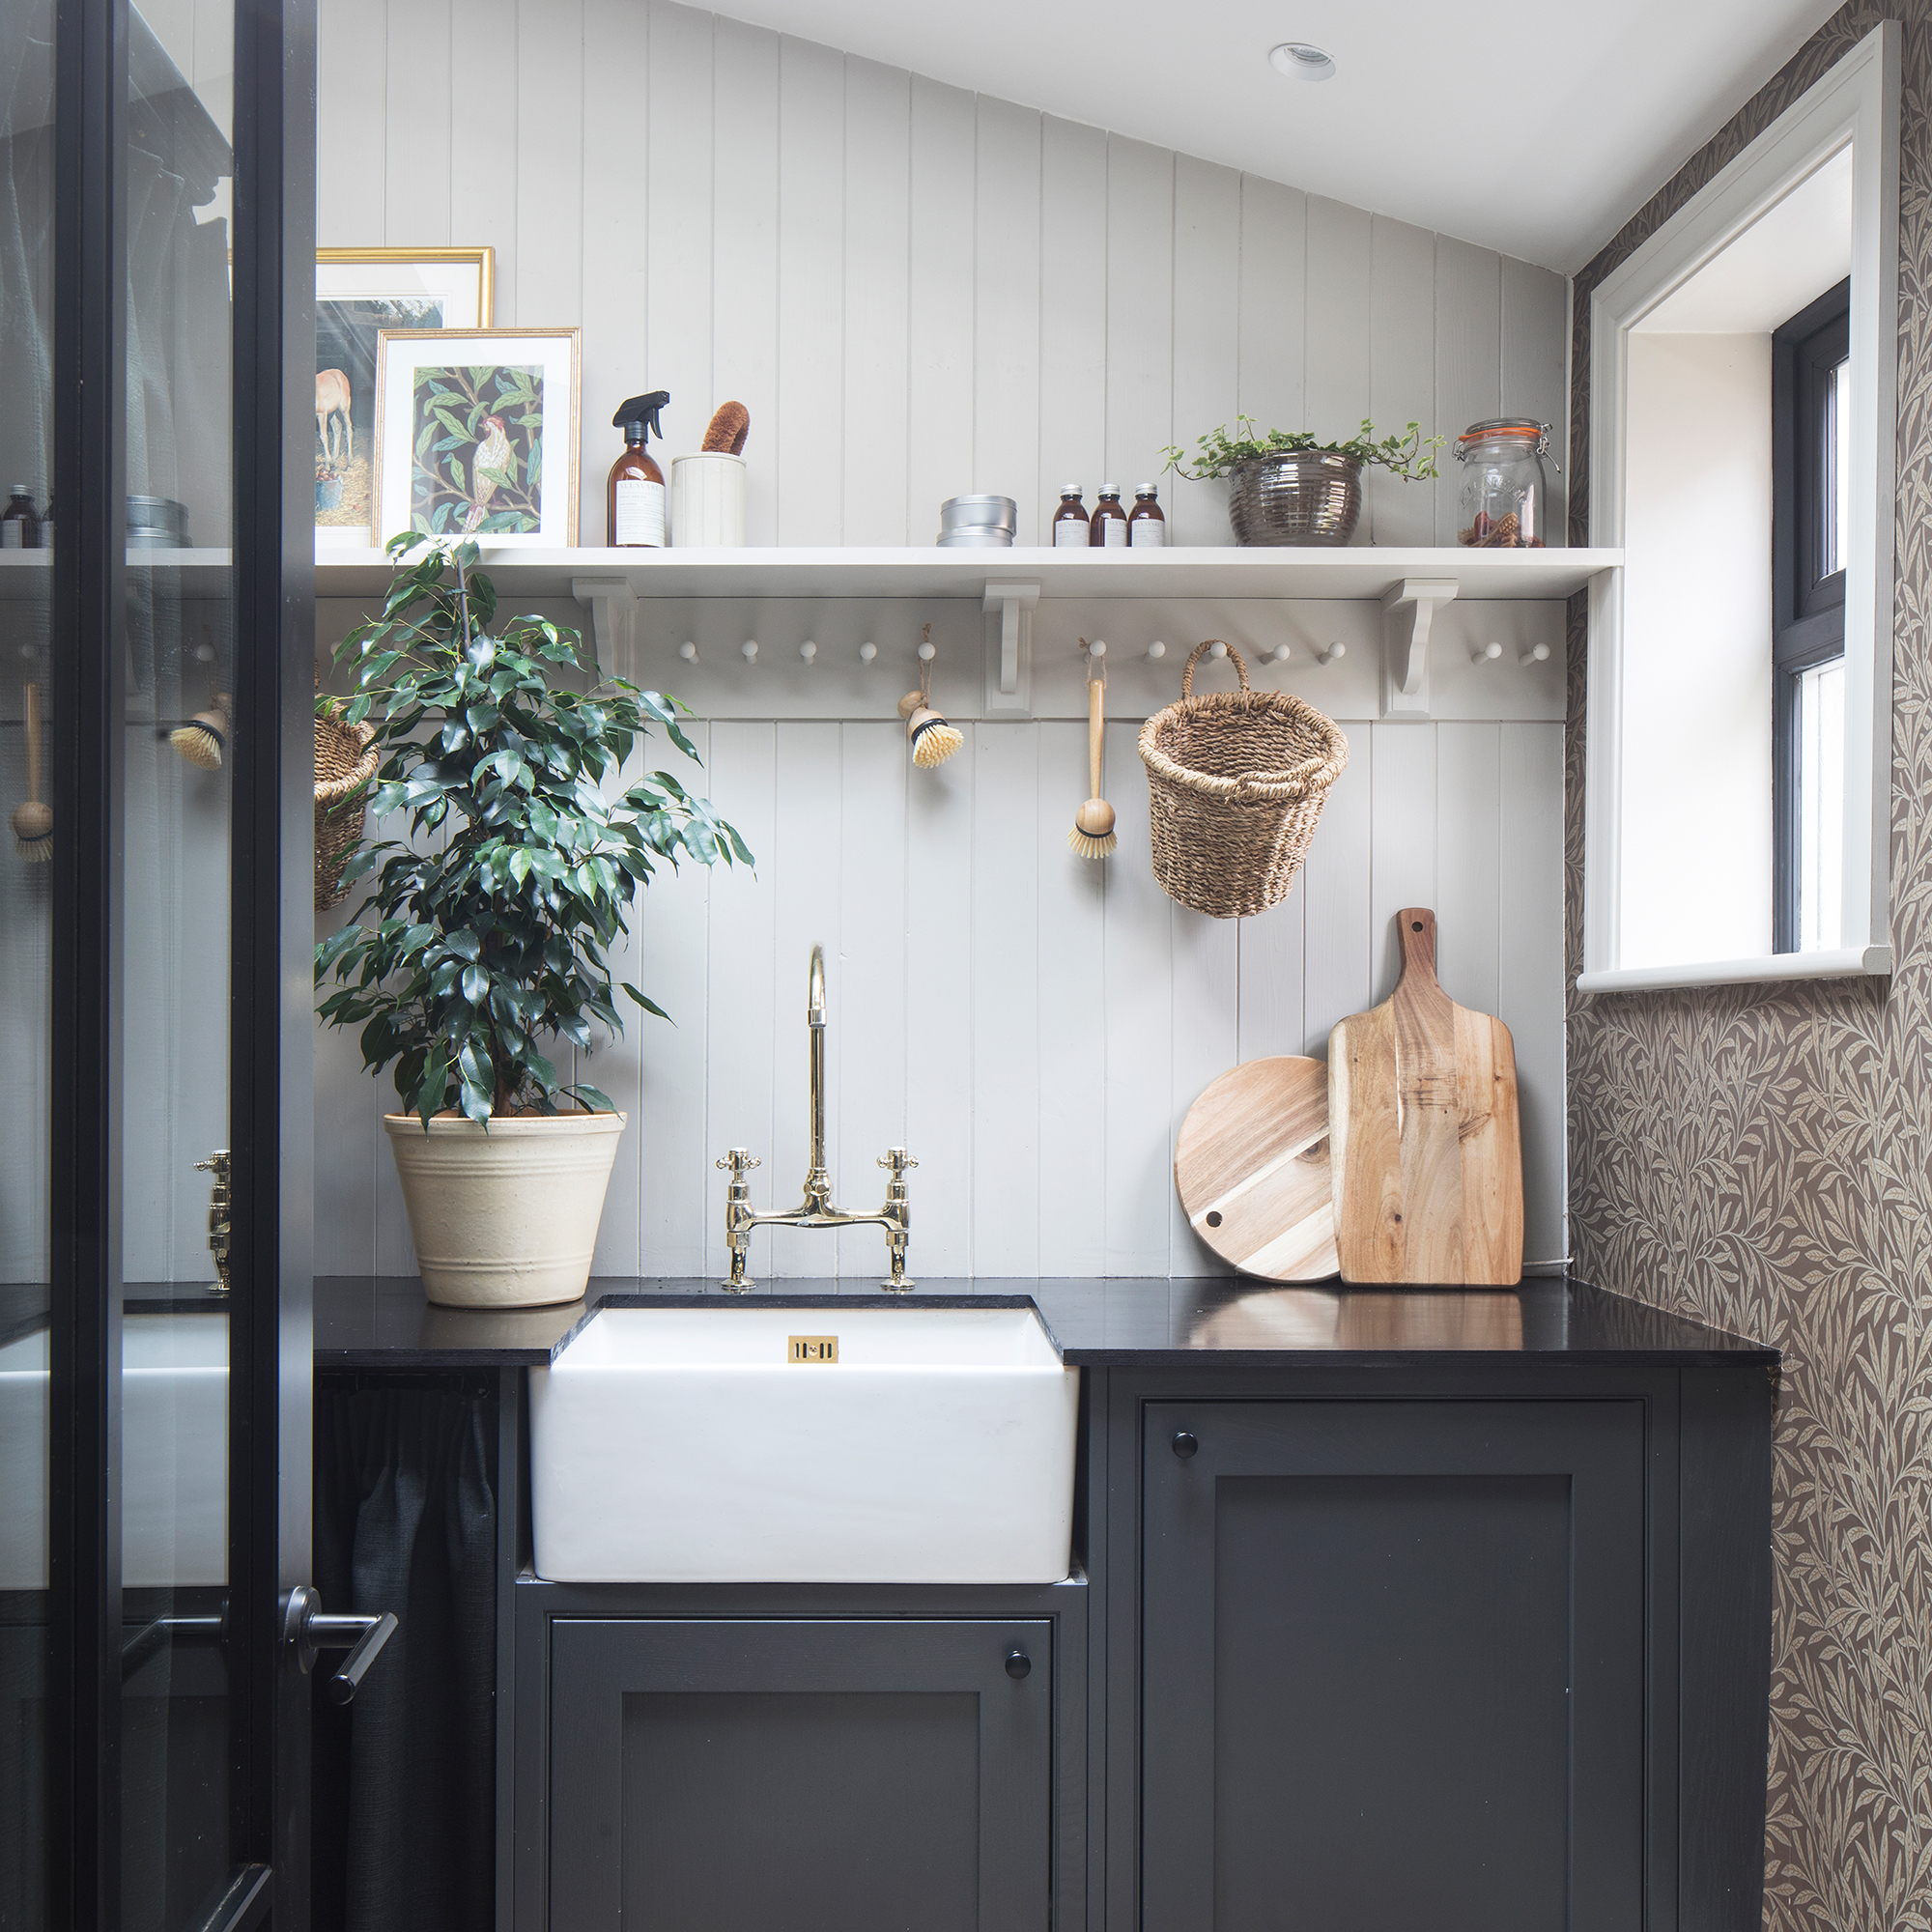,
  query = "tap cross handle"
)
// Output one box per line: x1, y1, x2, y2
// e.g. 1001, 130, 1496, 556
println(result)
716, 1150, 762, 1175
878, 1147, 918, 1175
